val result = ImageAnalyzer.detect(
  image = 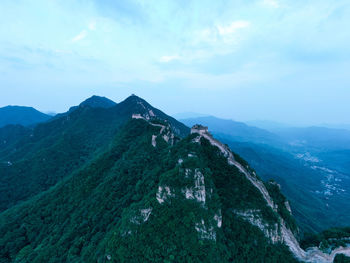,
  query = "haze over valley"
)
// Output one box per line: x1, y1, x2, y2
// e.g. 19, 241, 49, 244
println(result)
1, 0, 350, 262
